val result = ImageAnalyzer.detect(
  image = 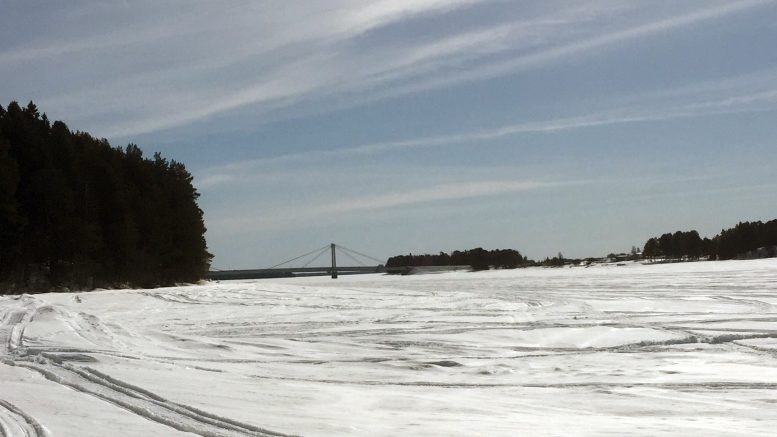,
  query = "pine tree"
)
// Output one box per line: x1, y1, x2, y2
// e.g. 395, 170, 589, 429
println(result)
0, 101, 212, 292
